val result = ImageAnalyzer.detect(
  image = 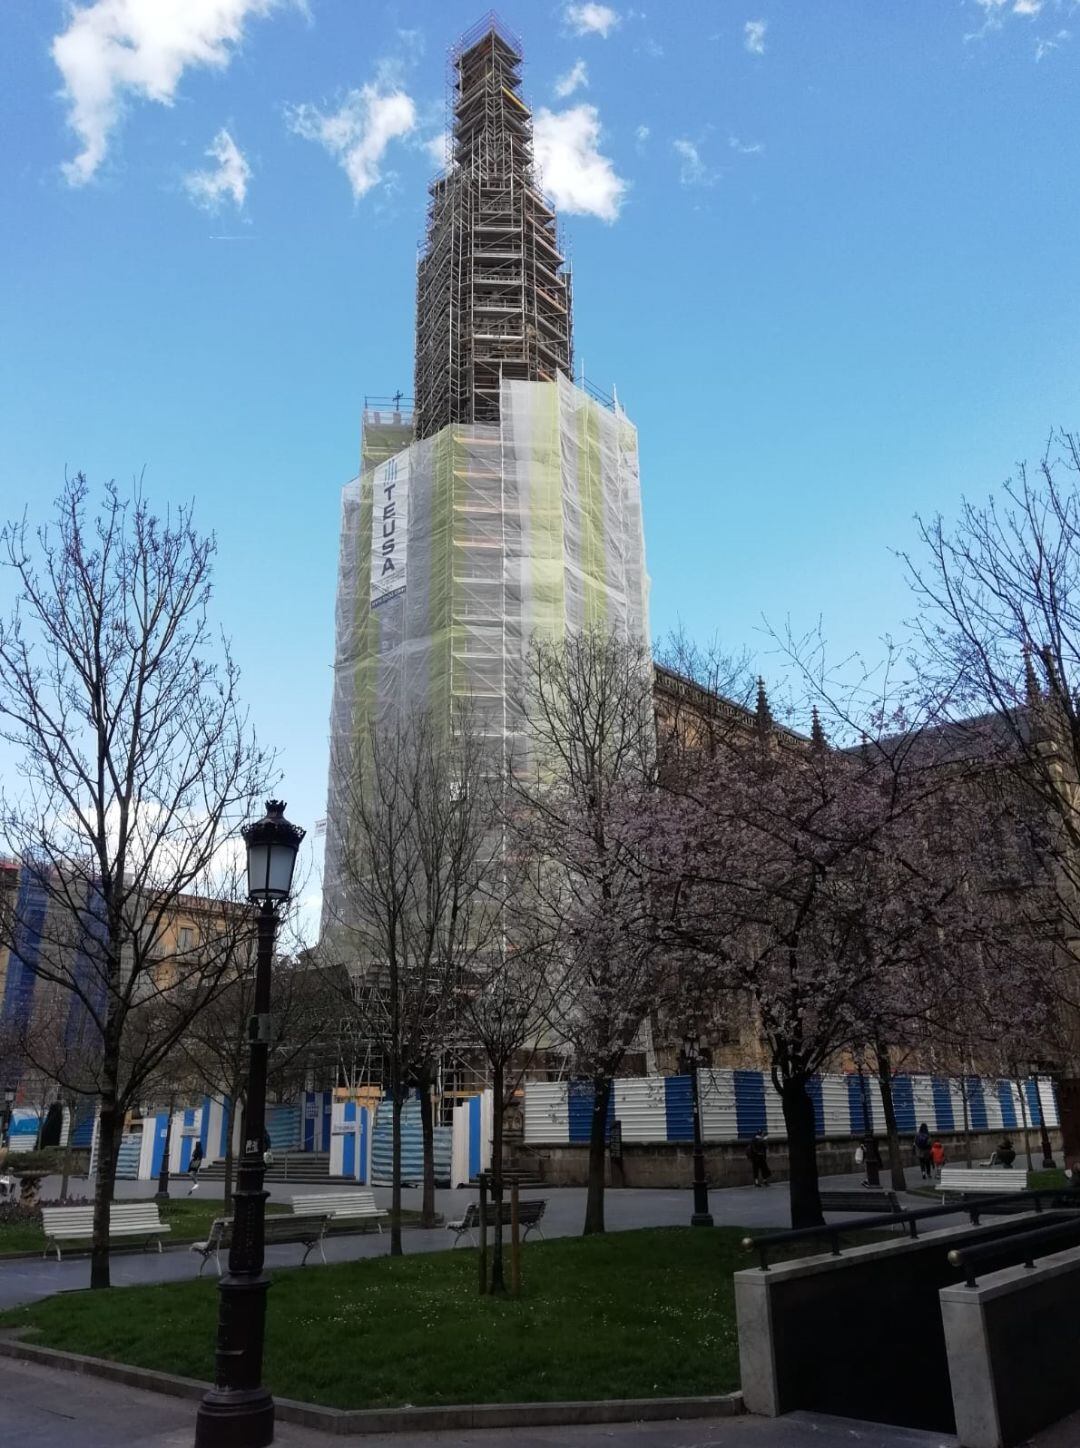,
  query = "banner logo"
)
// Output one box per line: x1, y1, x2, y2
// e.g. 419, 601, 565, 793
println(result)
370, 452, 409, 609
